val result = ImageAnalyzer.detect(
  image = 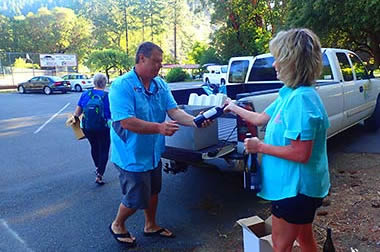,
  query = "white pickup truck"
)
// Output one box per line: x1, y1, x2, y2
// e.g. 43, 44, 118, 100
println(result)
162, 48, 380, 174
203, 65, 228, 85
